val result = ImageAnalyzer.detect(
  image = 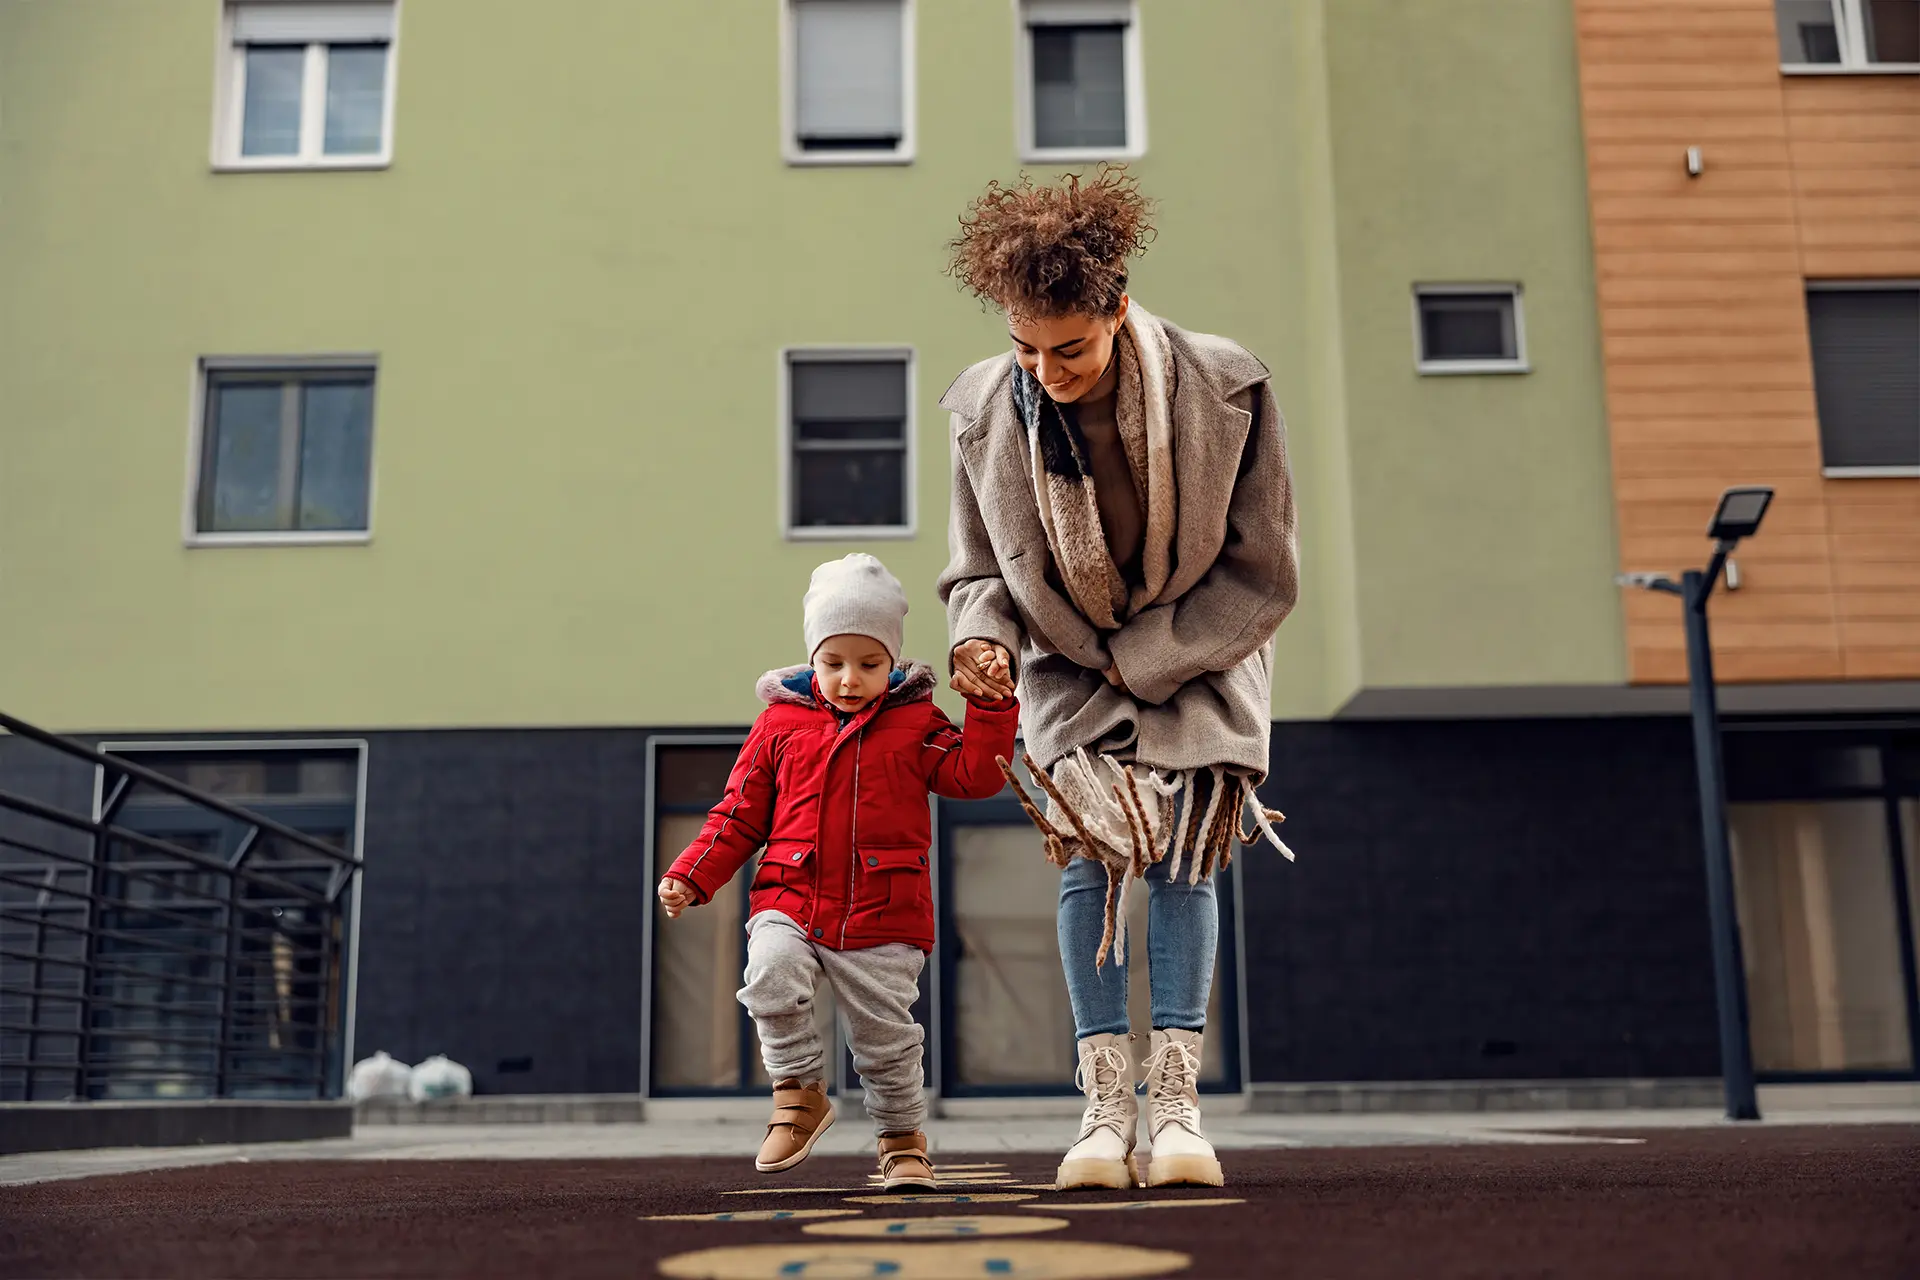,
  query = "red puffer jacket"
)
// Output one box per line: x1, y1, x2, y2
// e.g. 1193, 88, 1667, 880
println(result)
665, 661, 1018, 953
